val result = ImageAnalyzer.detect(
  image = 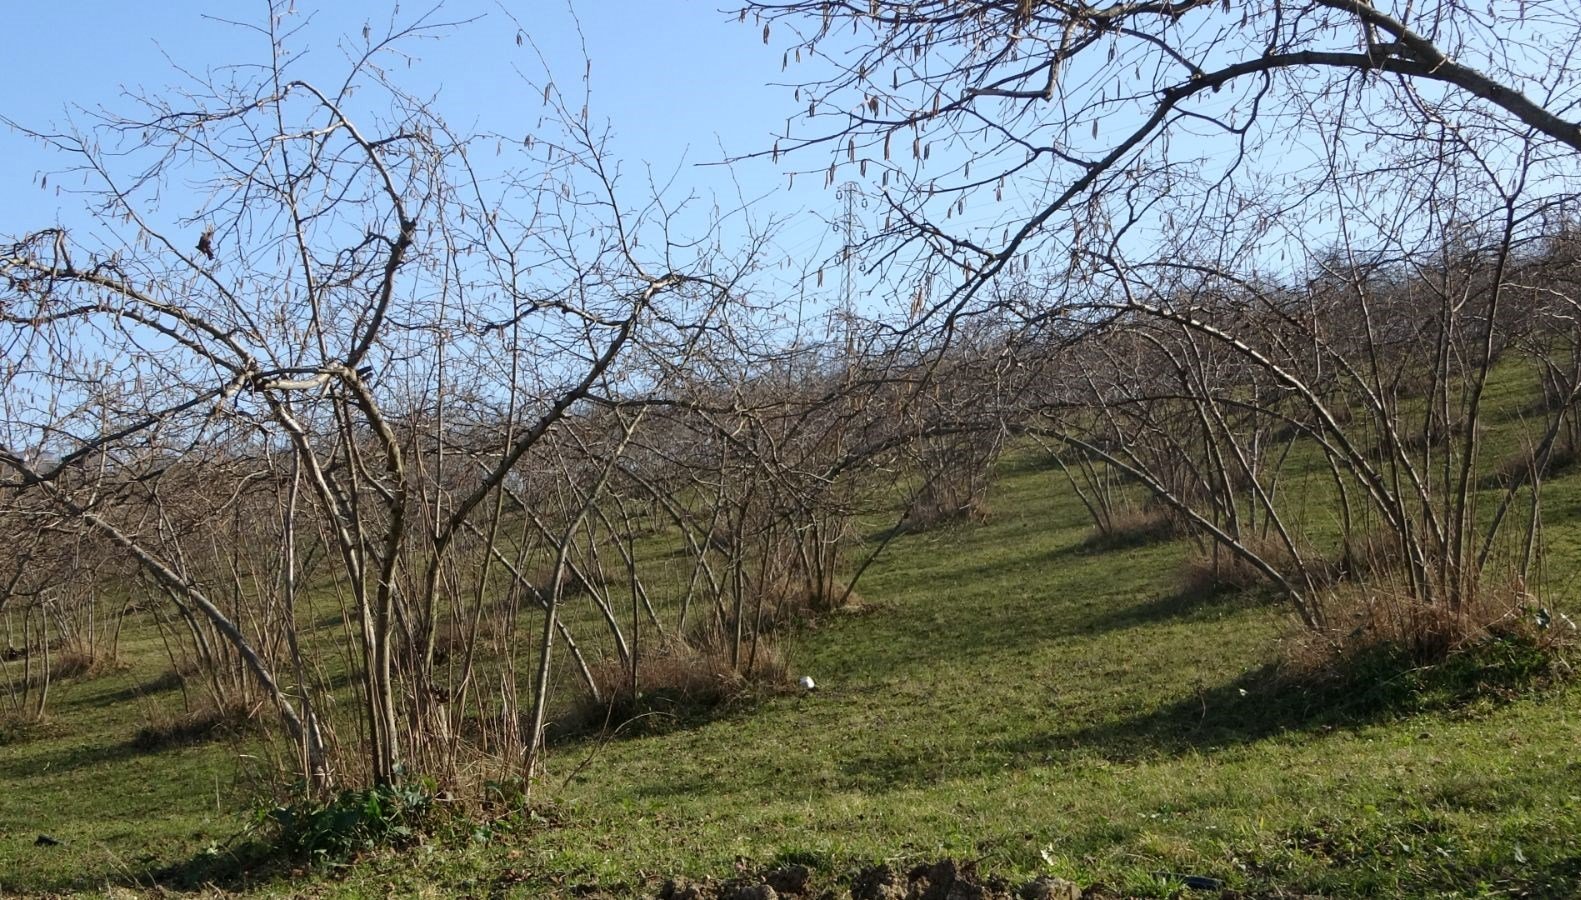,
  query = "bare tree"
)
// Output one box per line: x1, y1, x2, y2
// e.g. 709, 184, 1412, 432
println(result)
744, 0, 1581, 651
1, 5, 771, 791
